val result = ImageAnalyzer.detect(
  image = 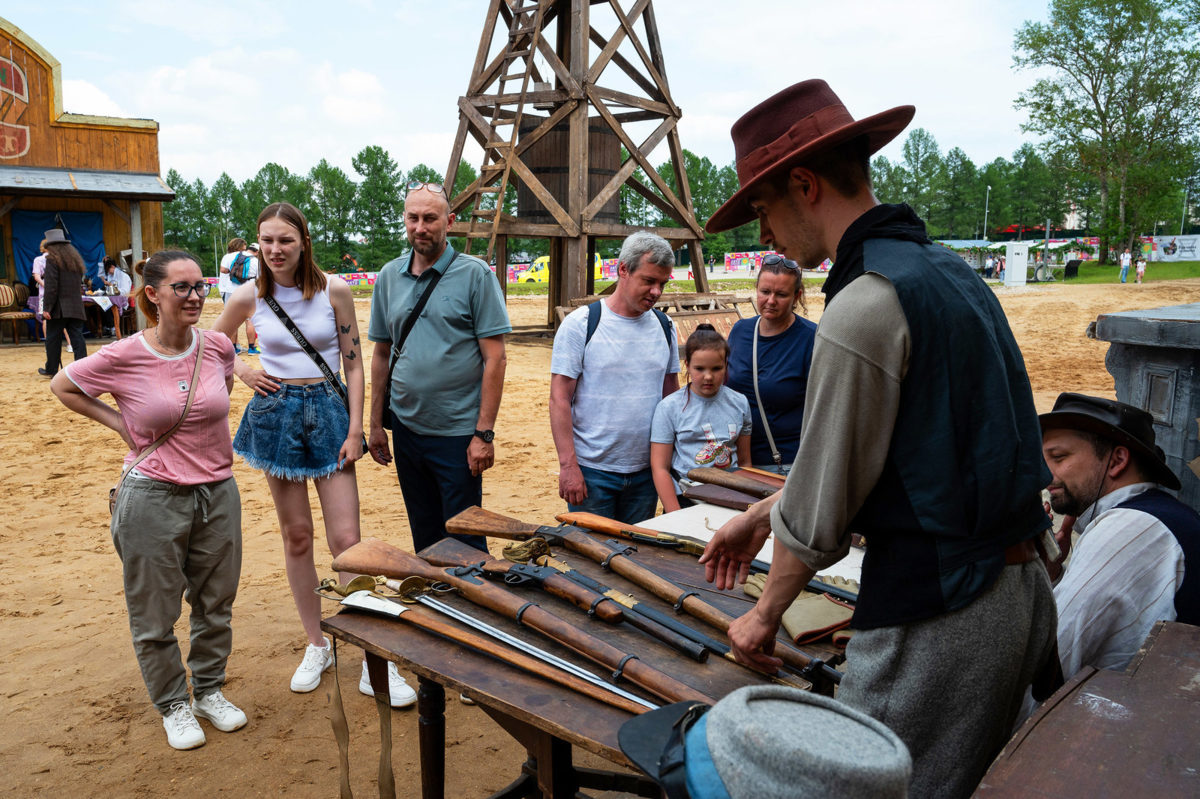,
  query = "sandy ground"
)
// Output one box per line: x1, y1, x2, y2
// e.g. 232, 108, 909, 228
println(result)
3, 278, 1199, 797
